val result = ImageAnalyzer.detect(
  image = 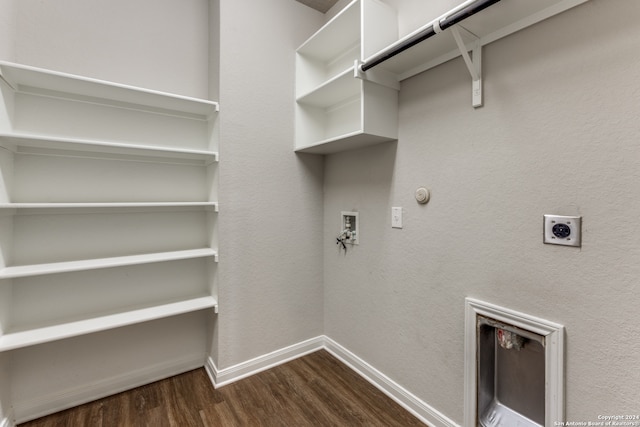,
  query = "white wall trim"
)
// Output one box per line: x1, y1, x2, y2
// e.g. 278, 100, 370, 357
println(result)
11, 334, 463, 426
463, 298, 565, 427
208, 335, 459, 427
323, 336, 459, 427
13, 353, 204, 424
207, 336, 325, 388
